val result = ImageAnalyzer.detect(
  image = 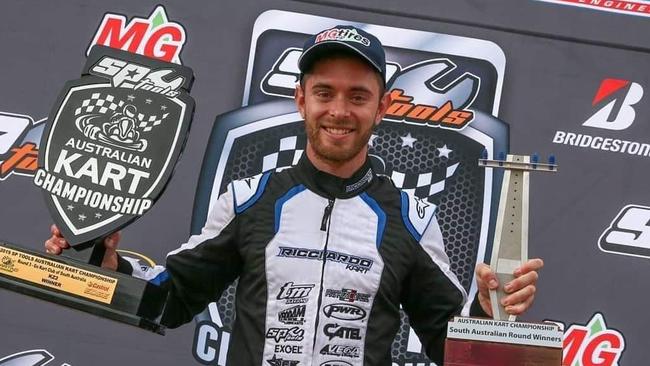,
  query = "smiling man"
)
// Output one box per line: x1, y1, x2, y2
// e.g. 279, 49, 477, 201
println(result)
46, 25, 543, 365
